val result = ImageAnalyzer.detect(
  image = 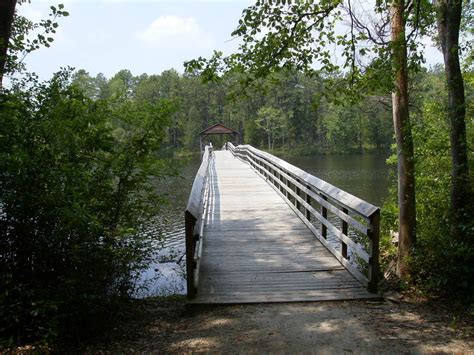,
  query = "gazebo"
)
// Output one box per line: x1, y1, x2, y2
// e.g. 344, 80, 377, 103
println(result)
199, 123, 240, 153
